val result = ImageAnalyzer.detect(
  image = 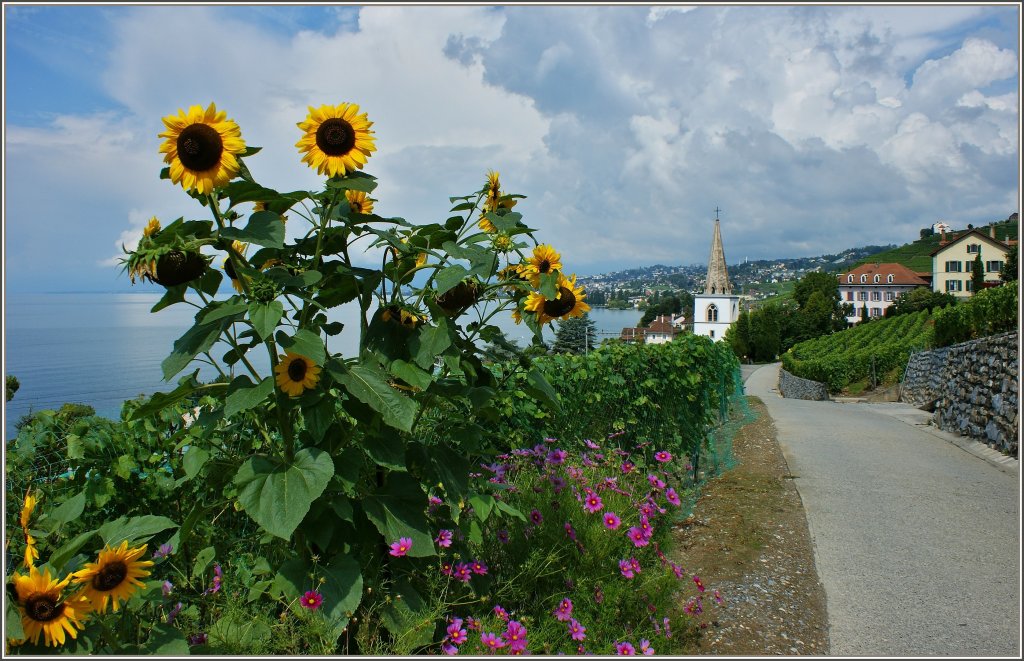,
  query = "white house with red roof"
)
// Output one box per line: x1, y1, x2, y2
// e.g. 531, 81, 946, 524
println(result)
929, 227, 1014, 299
837, 263, 930, 325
